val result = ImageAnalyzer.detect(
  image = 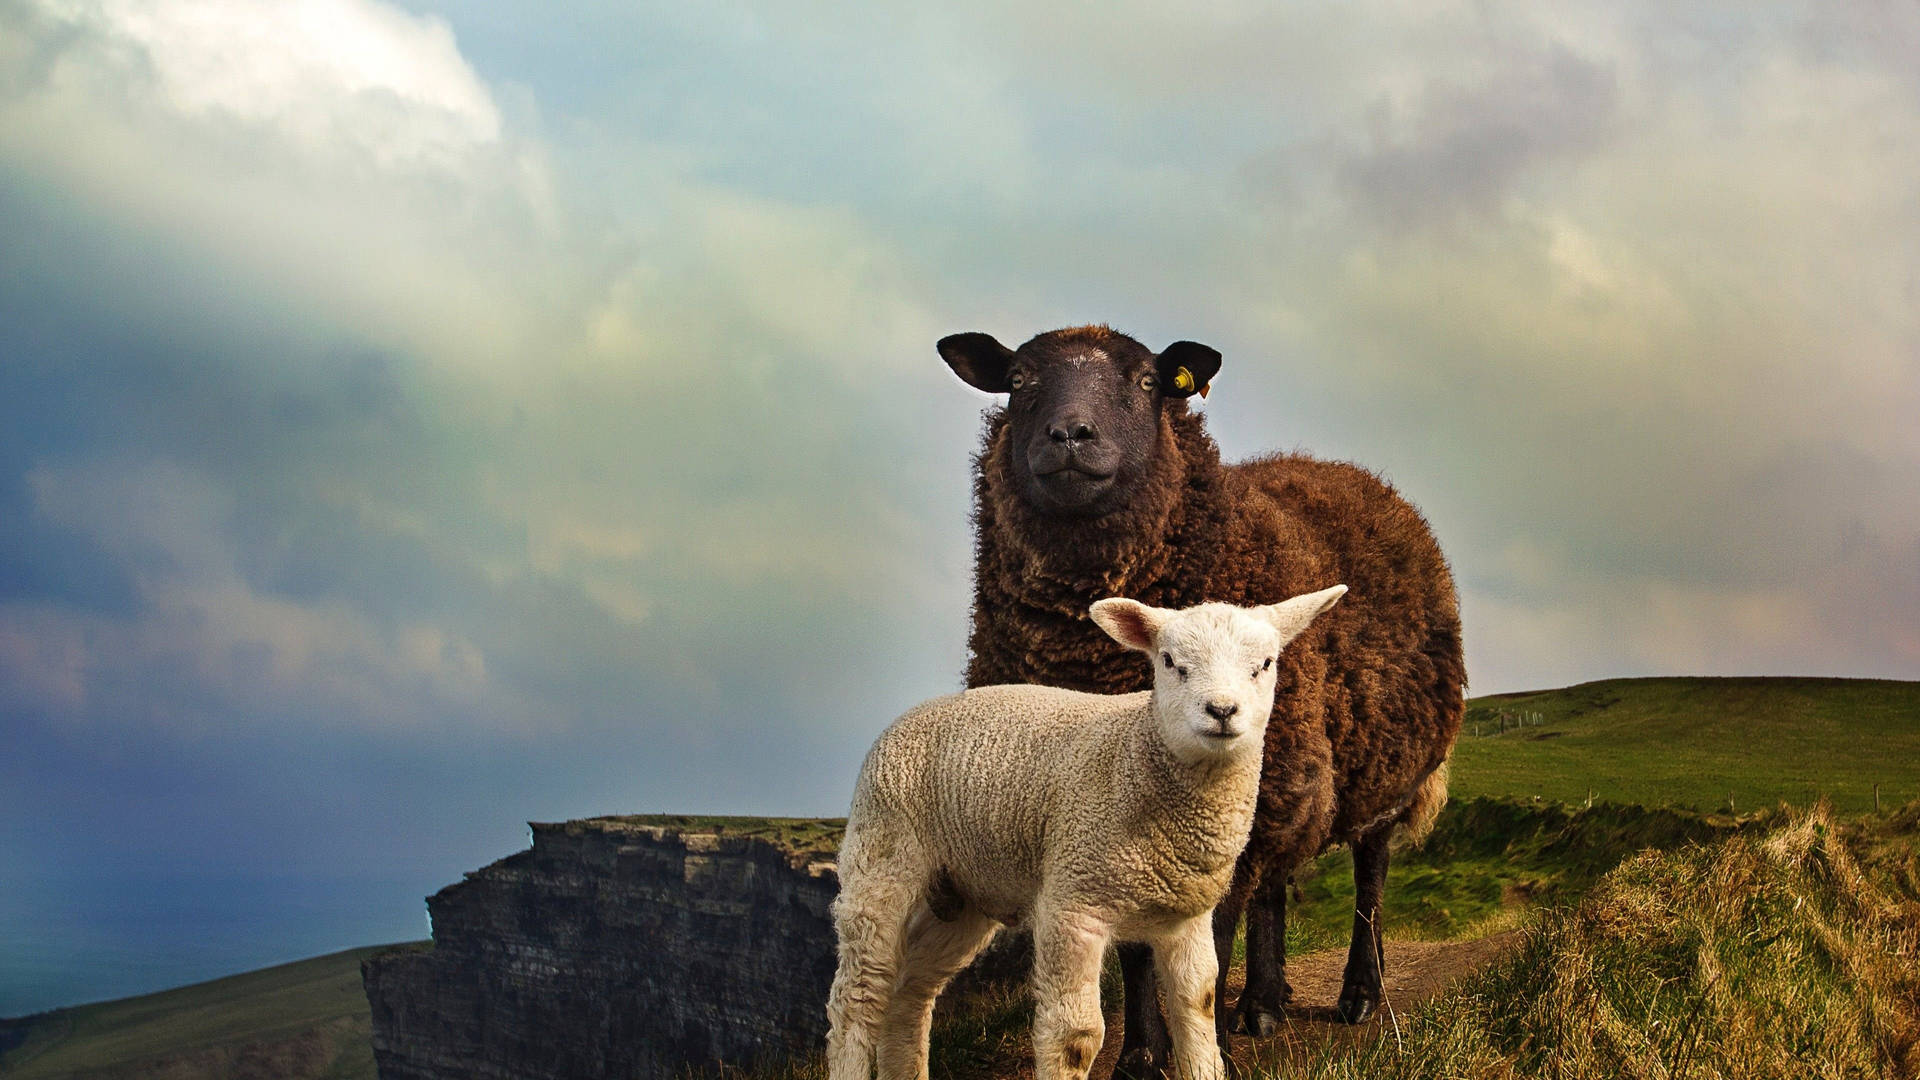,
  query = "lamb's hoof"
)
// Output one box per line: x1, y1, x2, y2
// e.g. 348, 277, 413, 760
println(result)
1333, 986, 1378, 1025
1113, 1046, 1168, 1080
